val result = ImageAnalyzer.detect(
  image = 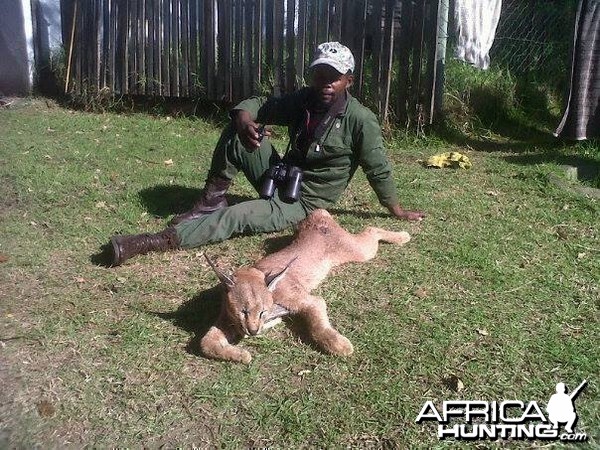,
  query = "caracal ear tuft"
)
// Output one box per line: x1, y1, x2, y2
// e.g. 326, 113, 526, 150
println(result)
203, 253, 235, 288
265, 256, 298, 291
